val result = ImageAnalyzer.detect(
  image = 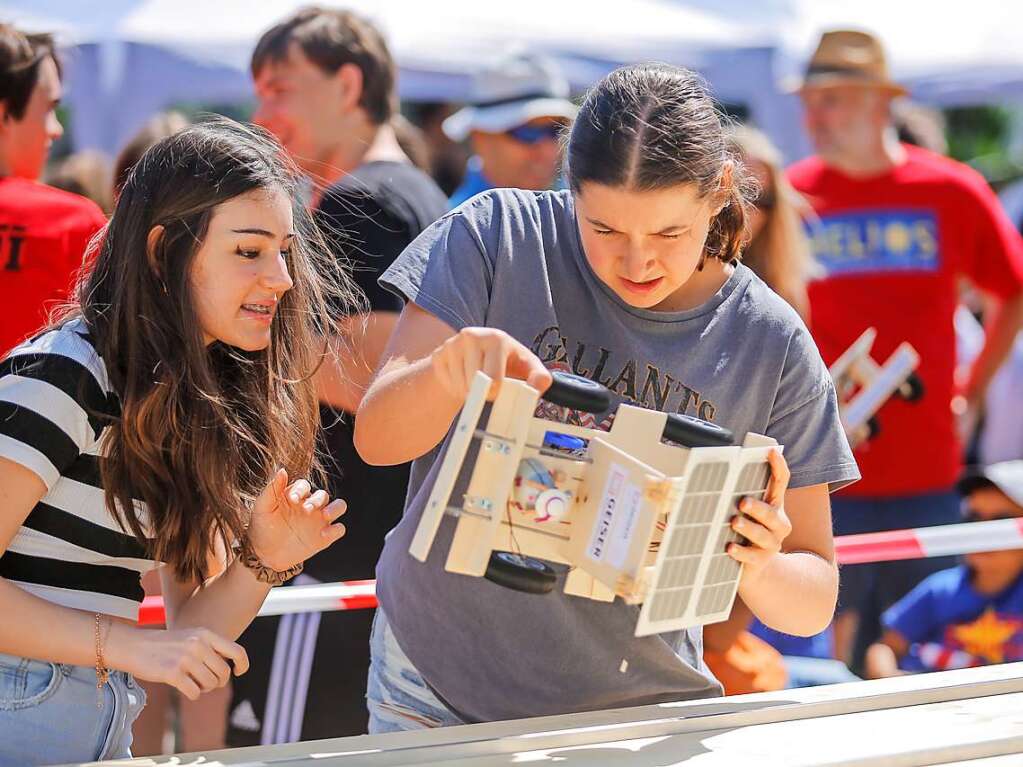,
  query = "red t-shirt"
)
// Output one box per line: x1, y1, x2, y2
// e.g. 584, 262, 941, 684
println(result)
0, 178, 106, 355
789, 145, 1023, 497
